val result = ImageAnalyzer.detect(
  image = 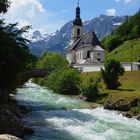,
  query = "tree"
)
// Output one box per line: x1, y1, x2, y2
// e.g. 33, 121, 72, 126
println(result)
0, 0, 10, 13
0, 20, 36, 101
45, 68, 80, 95
36, 52, 68, 74
34, 53, 81, 95
101, 59, 125, 89
80, 77, 101, 102
101, 35, 122, 52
